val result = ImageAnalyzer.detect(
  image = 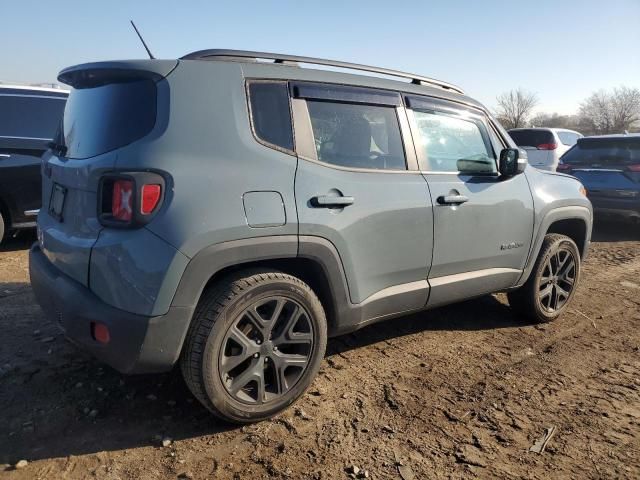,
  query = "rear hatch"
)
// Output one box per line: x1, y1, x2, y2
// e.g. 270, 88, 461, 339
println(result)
38, 60, 176, 286
560, 137, 640, 204
508, 129, 556, 169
